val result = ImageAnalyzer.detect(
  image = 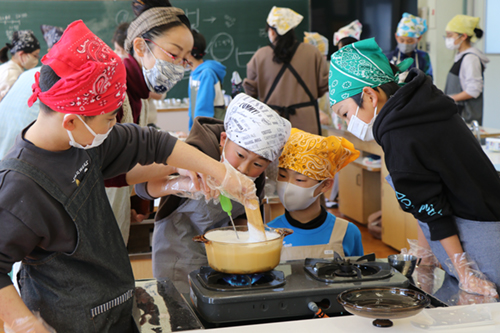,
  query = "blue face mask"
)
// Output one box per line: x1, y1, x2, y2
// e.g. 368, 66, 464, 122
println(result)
141, 43, 185, 94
